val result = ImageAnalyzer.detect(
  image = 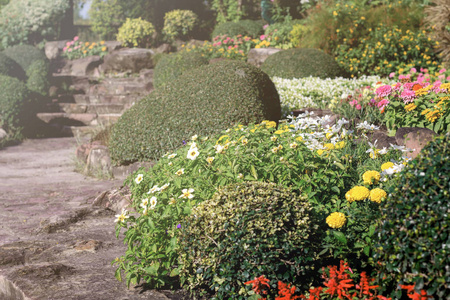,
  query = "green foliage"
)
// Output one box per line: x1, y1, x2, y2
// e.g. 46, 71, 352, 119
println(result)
375, 134, 450, 299
211, 0, 245, 23
236, 19, 265, 38
116, 18, 156, 48
0, 52, 26, 81
153, 51, 208, 89
178, 181, 316, 299
3, 45, 47, 73
26, 60, 50, 96
109, 60, 281, 165
0, 74, 30, 143
211, 21, 248, 39
89, 0, 124, 40
162, 10, 198, 42
261, 48, 347, 79
263, 17, 301, 48
335, 26, 441, 77
0, 0, 70, 48
289, 23, 308, 48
